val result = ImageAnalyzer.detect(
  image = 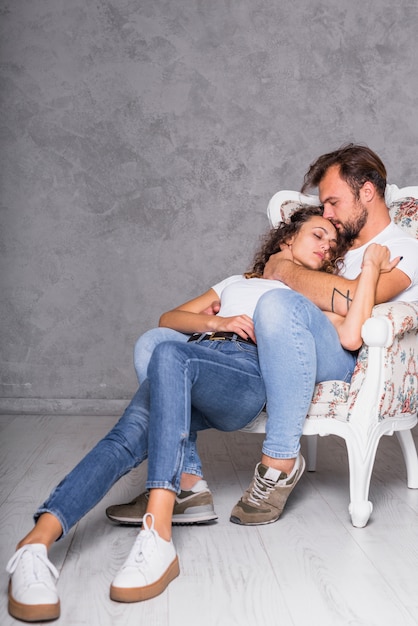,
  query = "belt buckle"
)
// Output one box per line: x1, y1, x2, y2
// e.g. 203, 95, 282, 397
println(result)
210, 333, 226, 341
